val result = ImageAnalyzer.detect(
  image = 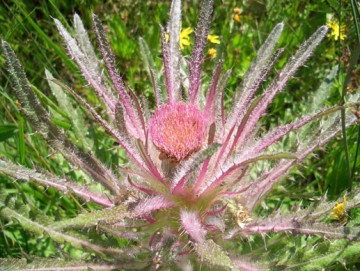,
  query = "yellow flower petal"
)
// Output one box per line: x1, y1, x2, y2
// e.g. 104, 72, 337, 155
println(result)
233, 14, 240, 24
207, 34, 220, 44
208, 48, 217, 59
181, 27, 193, 36
180, 27, 193, 49
327, 19, 347, 41
331, 195, 347, 220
